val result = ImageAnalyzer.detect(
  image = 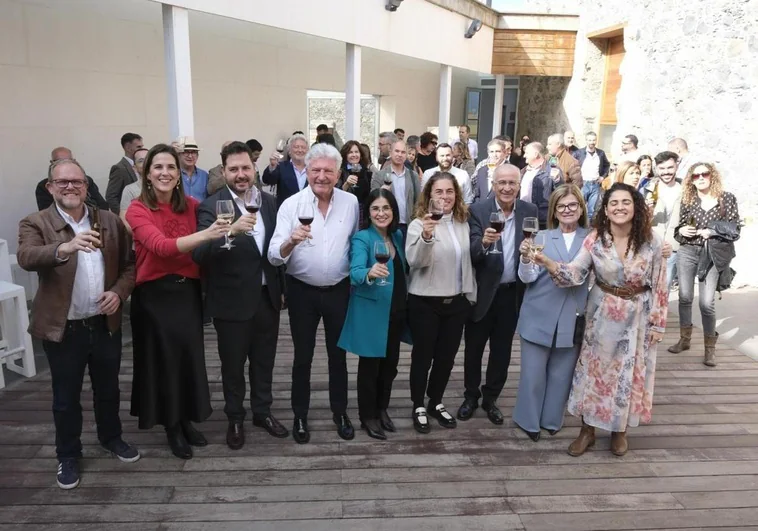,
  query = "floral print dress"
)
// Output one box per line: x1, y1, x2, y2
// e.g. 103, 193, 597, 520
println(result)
552, 230, 669, 432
